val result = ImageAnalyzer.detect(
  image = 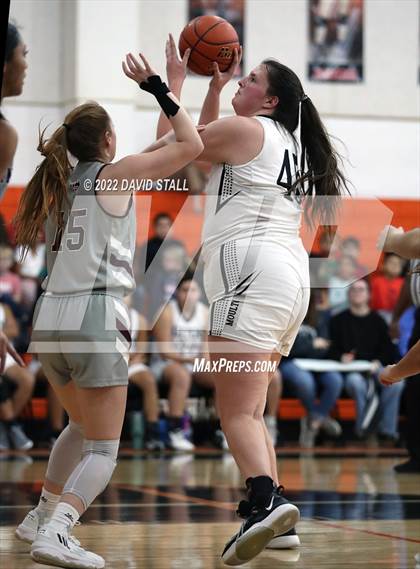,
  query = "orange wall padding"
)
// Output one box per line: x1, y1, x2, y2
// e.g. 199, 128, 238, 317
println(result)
2, 187, 419, 260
